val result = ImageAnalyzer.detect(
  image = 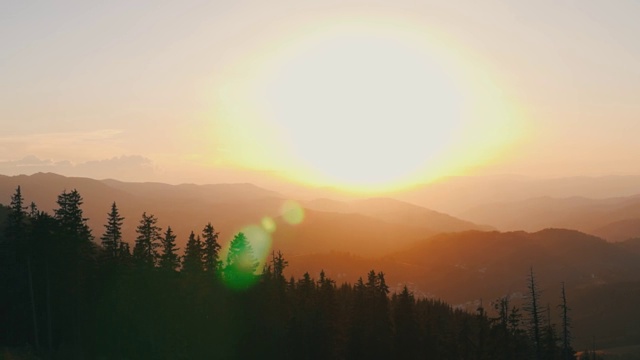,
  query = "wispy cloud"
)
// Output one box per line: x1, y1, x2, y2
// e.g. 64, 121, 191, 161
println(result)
0, 129, 125, 162
0, 155, 157, 181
